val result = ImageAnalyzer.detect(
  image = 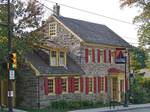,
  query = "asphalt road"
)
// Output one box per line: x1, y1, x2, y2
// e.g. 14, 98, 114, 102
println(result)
119, 107, 150, 112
